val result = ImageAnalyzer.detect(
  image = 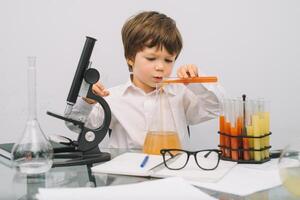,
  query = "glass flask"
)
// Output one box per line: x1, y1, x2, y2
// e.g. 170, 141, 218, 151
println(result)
143, 85, 181, 155
11, 56, 53, 174
278, 138, 300, 197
